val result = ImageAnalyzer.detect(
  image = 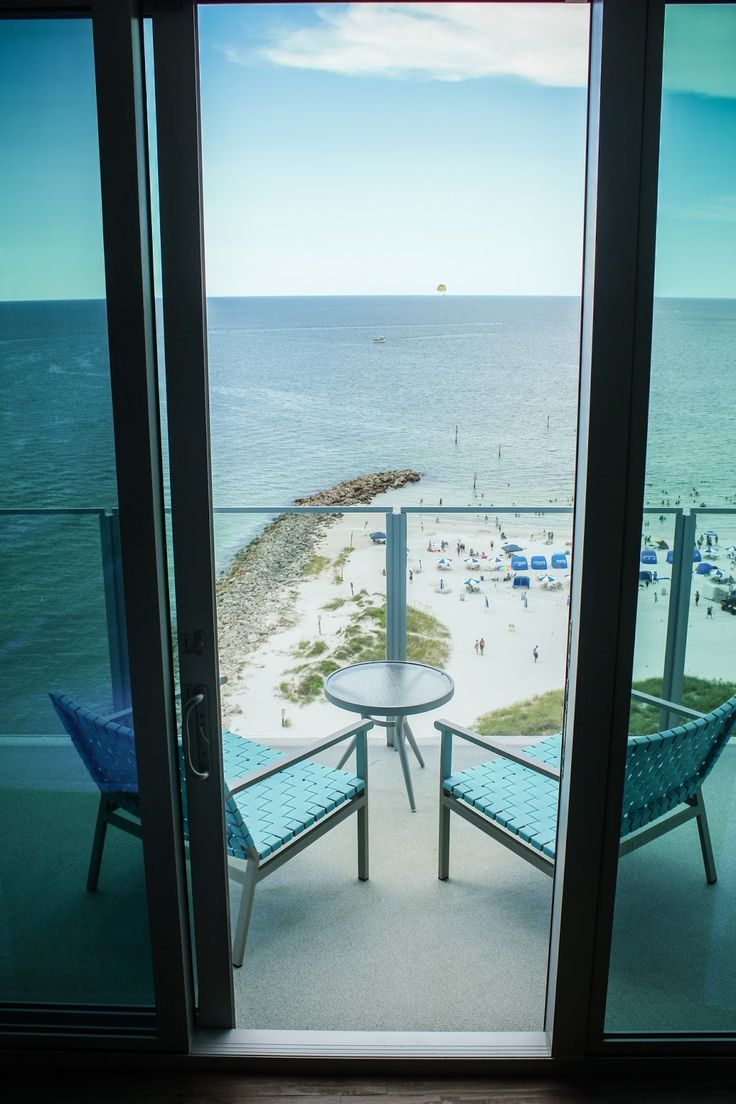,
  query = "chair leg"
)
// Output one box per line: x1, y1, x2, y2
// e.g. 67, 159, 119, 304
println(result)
232, 861, 259, 968
691, 790, 718, 885
438, 800, 451, 880
87, 795, 111, 892
357, 801, 369, 881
